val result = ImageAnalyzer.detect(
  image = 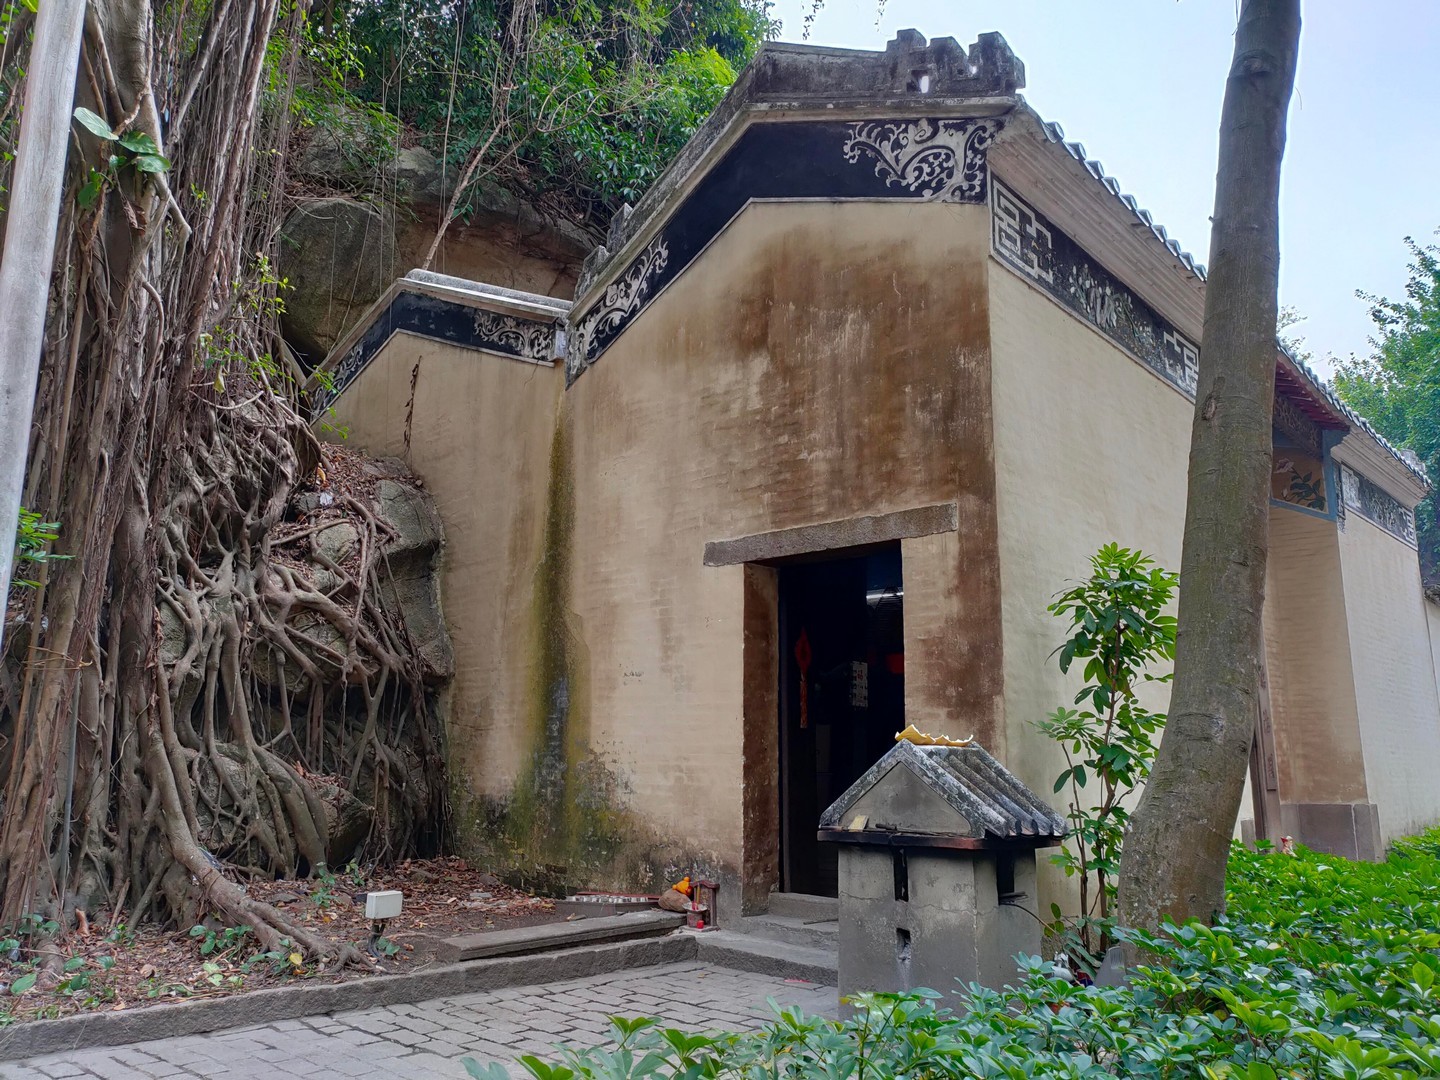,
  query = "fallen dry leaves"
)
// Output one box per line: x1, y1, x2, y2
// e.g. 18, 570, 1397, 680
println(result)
0, 856, 558, 1026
